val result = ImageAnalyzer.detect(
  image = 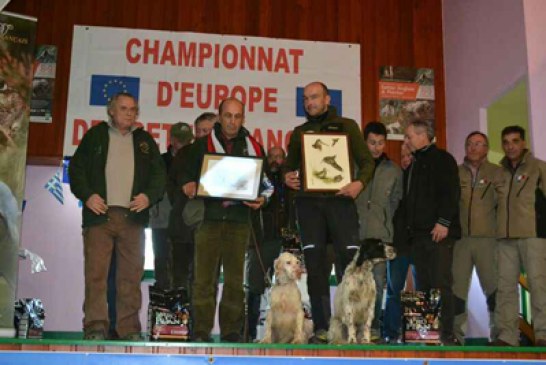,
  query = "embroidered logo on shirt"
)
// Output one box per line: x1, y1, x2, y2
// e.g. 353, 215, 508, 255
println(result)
516, 174, 527, 182
139, 141, 150, 154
